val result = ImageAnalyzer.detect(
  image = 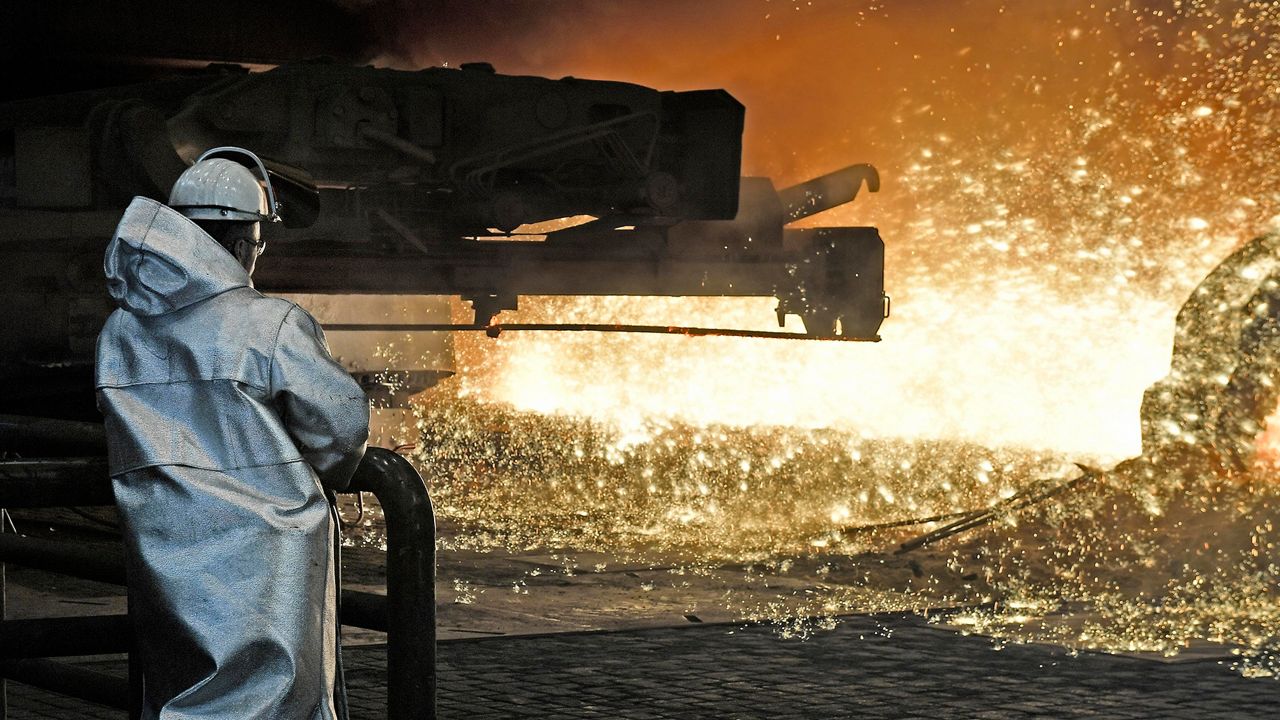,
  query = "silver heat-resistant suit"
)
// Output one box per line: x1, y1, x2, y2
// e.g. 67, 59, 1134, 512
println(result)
95, 196, 369, 719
